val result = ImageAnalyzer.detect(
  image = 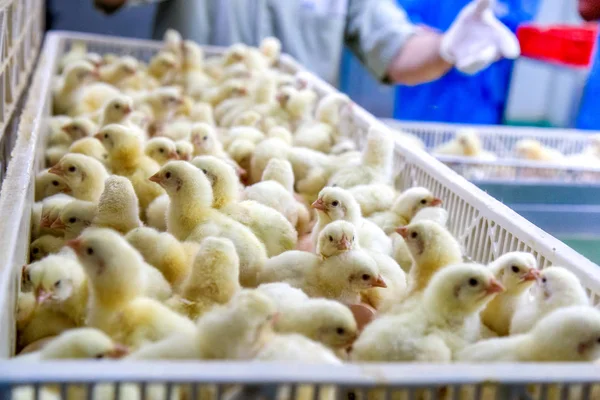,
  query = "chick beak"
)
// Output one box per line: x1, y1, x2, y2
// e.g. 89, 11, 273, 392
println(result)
48, 165, 65, 177
50, 218, 66, 230
396, 226, 409, 238
430, 198, 443, 207
90, 70, 100, 79
167, 151, 179, 160
486, 279, 505, 295
122, 106, 132, 115
276, 93, 288, 107
61, 184, 73, 195
61, 125, 71, 134
106, 343, 129, 359
149, 173, 163, 185
371, 275, 387, 288
522, 269, 541, 282
21, 265, 28, 284
311, 199, 326, 211
270, 312, 280, 327
93, 132, 104, 141
337, 235, 352, 251
35, 287, 52, 304
66, 238, 83, 254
